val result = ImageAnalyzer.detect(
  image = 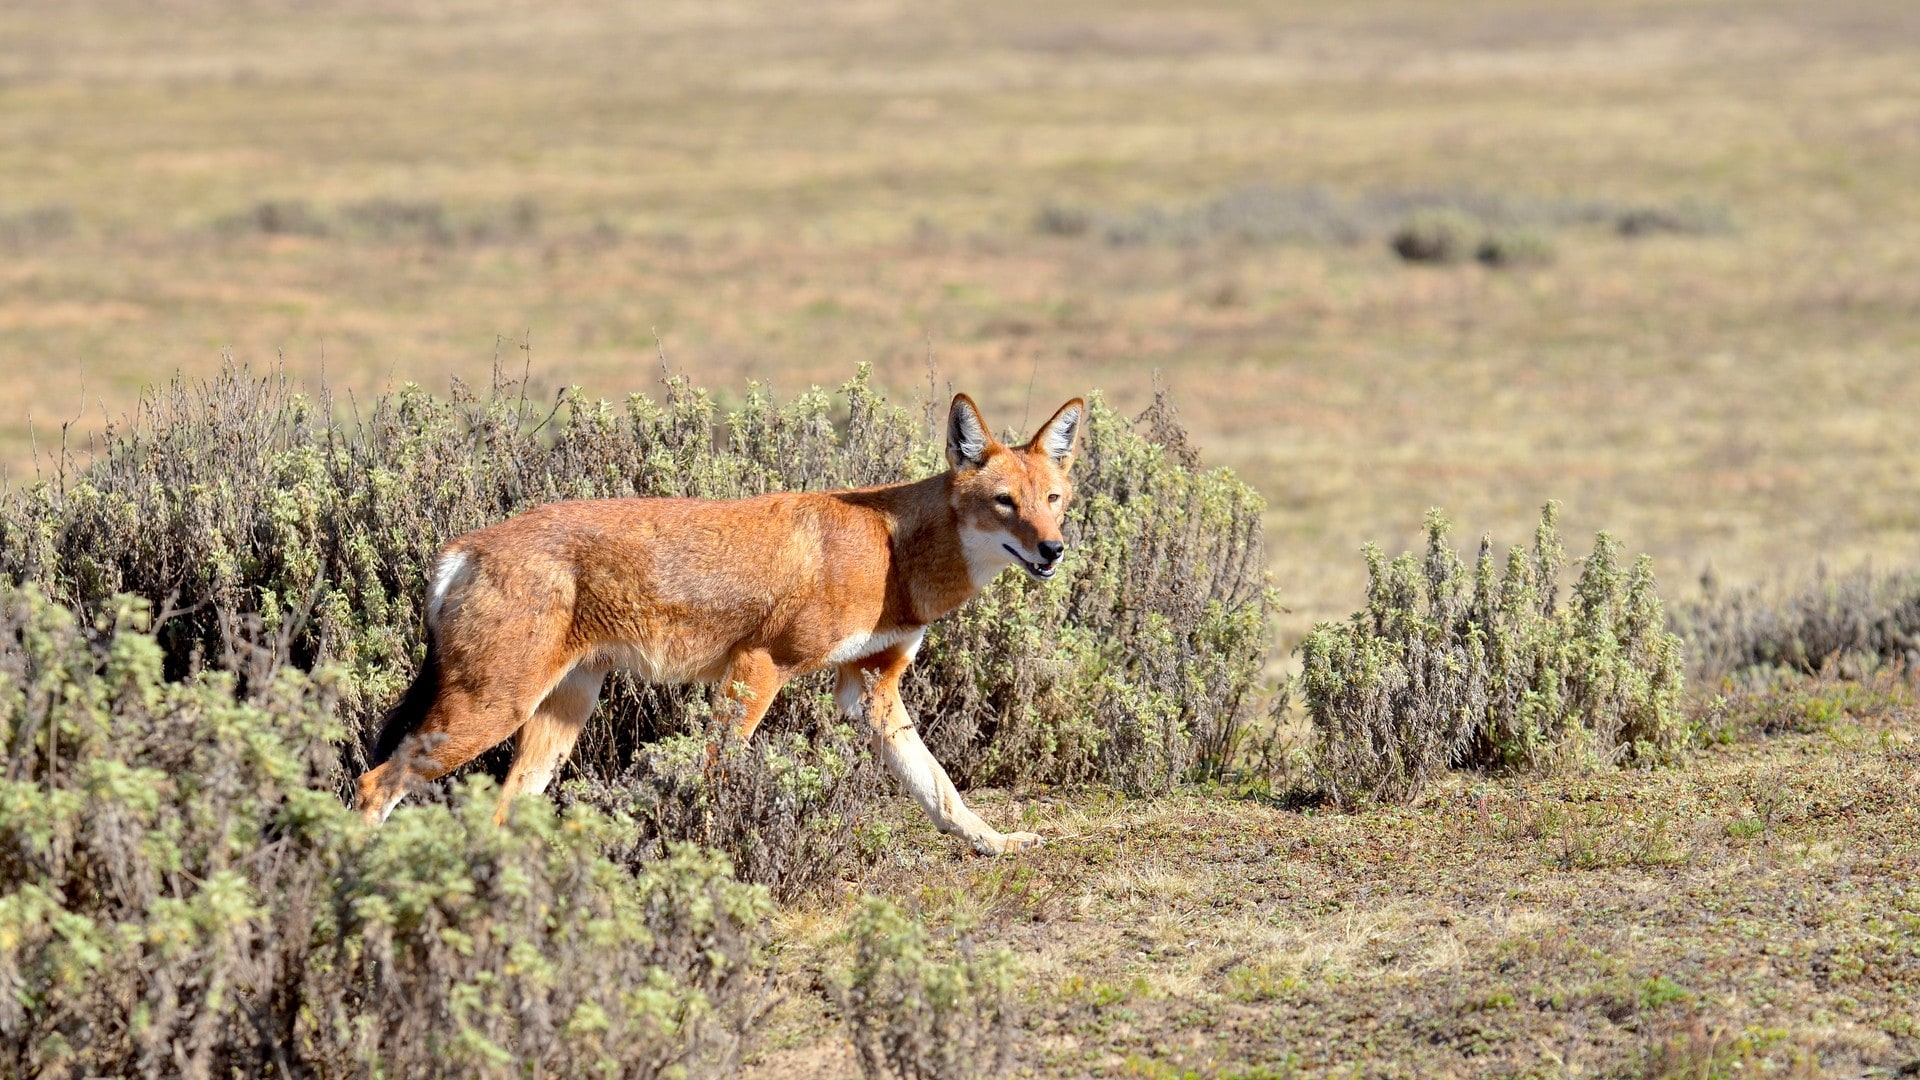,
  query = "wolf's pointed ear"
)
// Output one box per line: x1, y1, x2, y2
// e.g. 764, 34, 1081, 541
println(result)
1028, 397, 1085, 469
946, 393, 993, 472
